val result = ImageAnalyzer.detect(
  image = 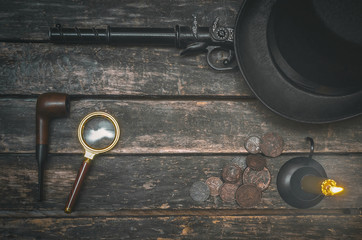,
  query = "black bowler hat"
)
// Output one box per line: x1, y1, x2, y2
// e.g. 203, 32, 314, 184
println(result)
234, 0, 362, 123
